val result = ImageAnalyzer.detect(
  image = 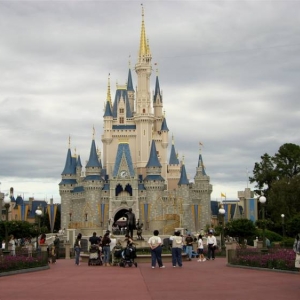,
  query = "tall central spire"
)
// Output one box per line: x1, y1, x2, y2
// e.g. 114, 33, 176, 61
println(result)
139, 4, 150, 58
